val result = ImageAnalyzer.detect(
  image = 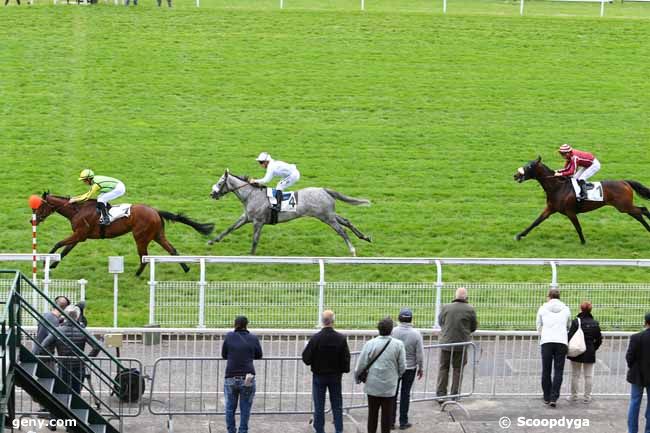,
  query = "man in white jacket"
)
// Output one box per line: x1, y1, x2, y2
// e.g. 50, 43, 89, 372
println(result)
536, 289, 571, 407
